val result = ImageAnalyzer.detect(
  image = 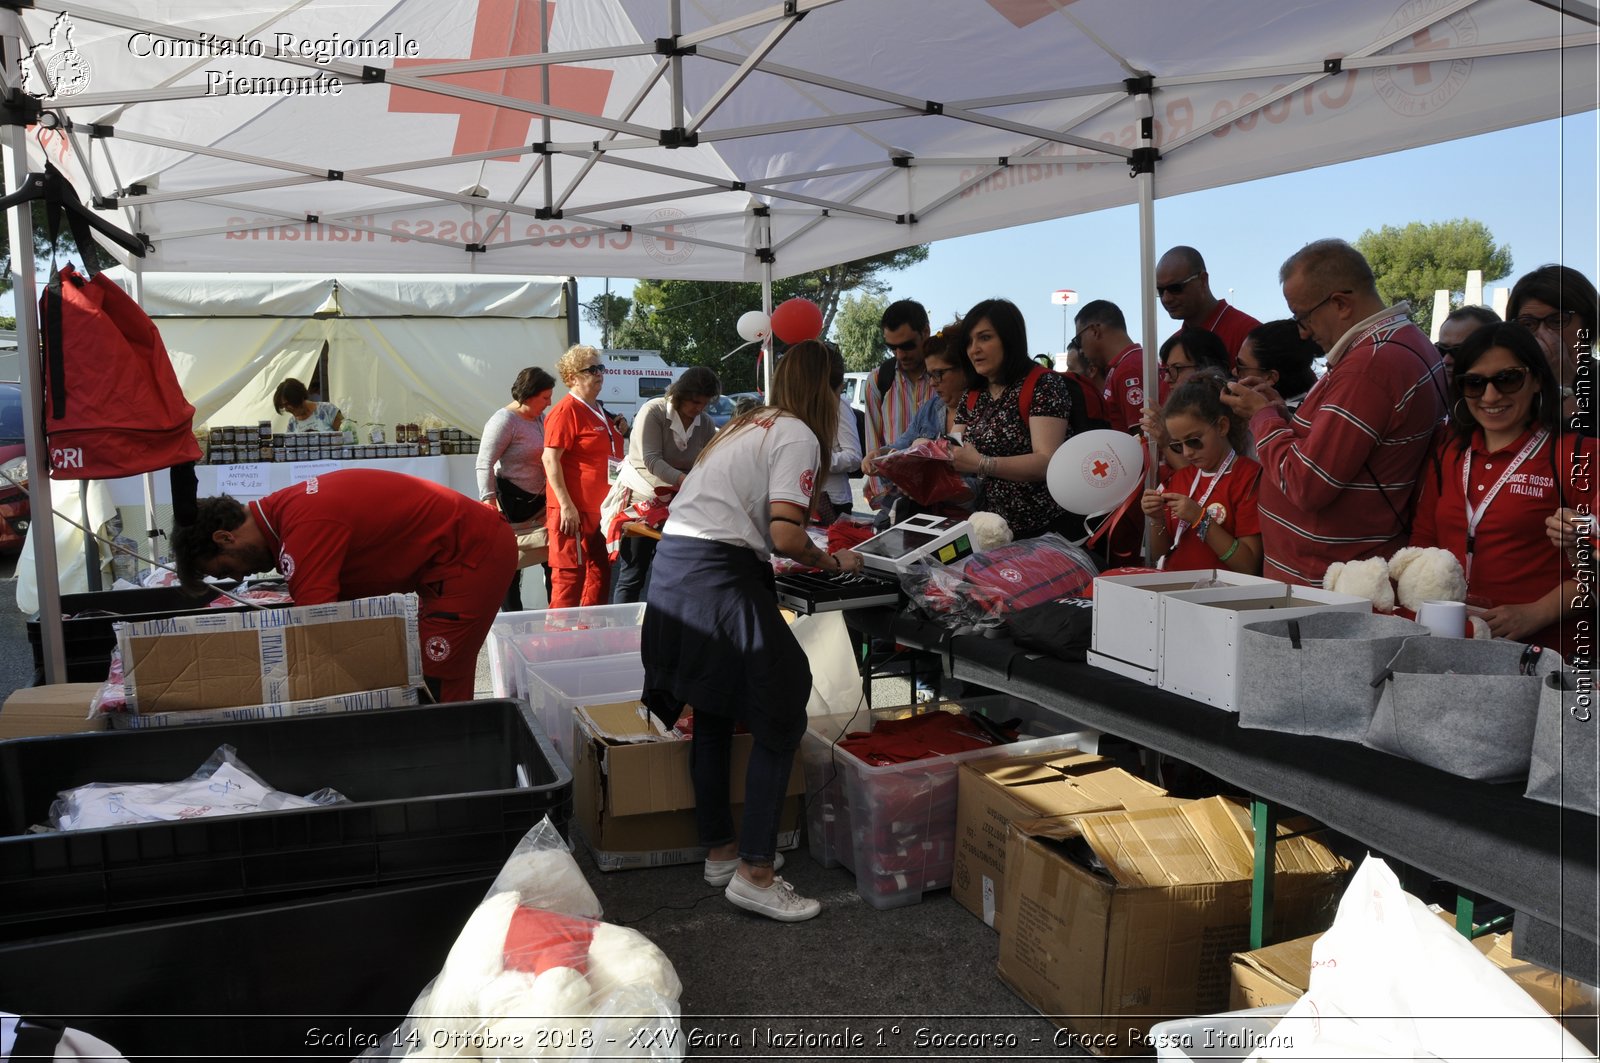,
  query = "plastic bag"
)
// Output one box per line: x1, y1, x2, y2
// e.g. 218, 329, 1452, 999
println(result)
1245, 856, 1592, 1061
902, 533, 1099, 628
46, 744, 347, 831
364, 818, 683, 1062
874, 438, 972, 506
